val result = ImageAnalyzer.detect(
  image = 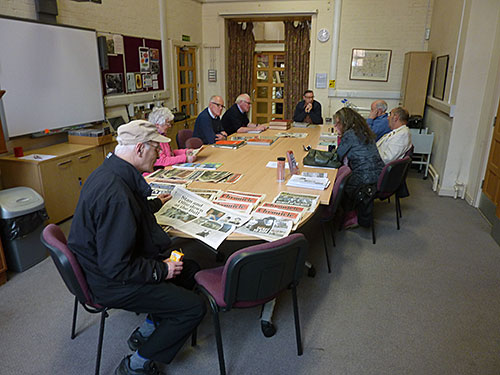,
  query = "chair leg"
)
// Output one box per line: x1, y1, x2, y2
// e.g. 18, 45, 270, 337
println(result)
395, 197, 400, 230
191, 326, 197, 347
71, 296, 78, 339
398, 195, 403, 218
94, 310, 108, 375
291, 285, 303, 356
212, 310, 226, 375
321, 223, 332, 273
330, 221, 336, 247
371, 215, 376, 245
